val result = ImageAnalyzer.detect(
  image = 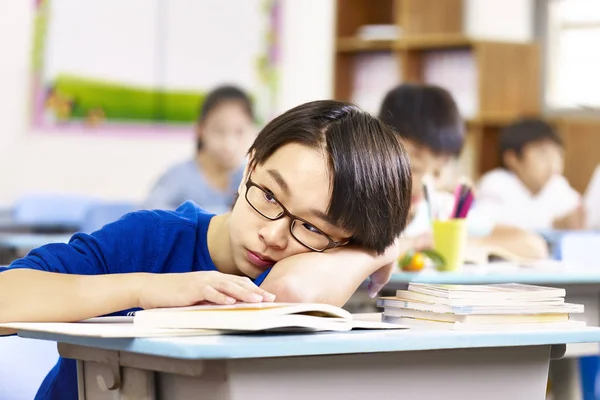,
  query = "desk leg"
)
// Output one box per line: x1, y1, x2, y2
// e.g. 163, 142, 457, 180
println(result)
76, 360, 156, 400
550, 357, 582, 400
